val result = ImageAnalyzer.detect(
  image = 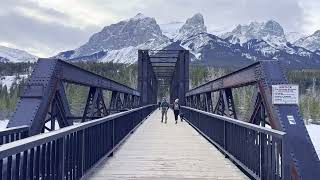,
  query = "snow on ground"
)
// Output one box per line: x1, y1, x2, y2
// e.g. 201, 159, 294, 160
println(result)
0, 119, 80, 132
0, 119, 8, 129
0, 74, 28, 91
306, 124, 320, 158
